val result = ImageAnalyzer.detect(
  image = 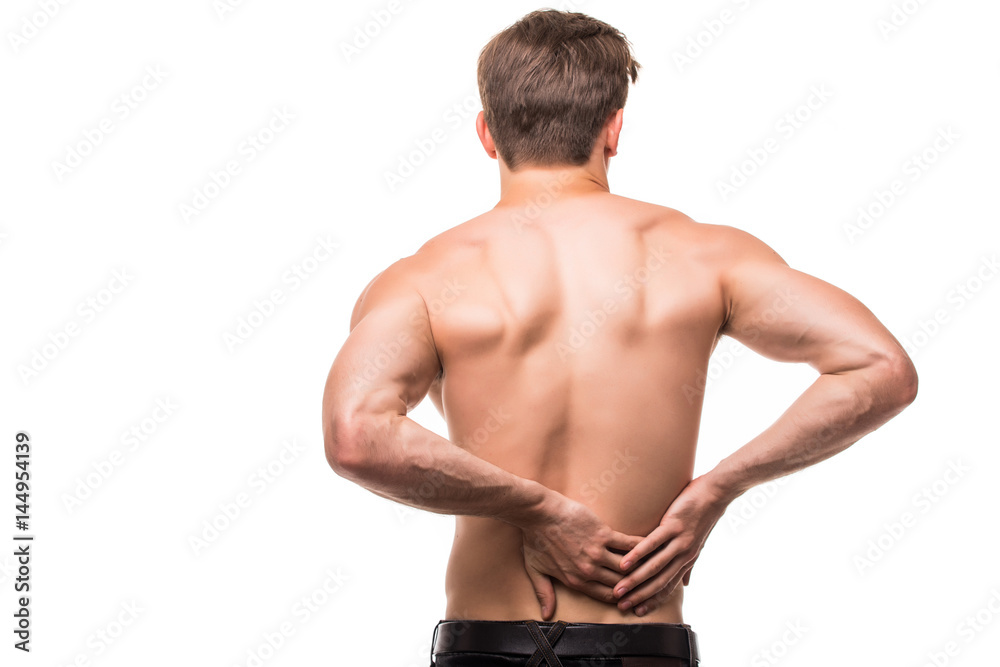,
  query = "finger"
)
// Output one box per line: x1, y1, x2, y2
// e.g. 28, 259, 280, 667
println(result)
634, 579, 675, 617
597, 546, 637, 573
586, 565, 633, 589
619, 555, 689, 612
525, 566, 556, 621
614, 541, 683, 598
682, 566, 691, 586
633, 559, 694, 616
618, 526, 673, 570
616, 549, 685, 609
605, 529, 645, 554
